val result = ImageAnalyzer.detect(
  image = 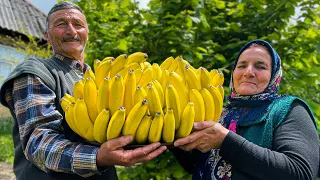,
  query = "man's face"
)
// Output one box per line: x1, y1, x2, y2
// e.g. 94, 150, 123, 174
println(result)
45, 8, 88, 60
